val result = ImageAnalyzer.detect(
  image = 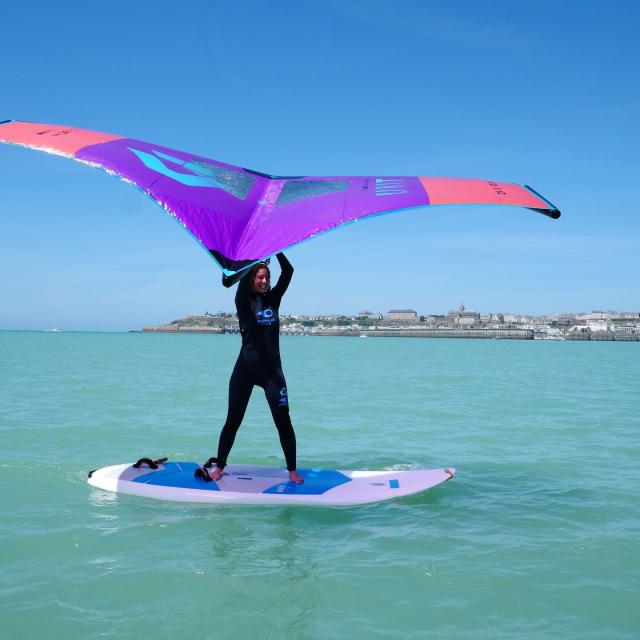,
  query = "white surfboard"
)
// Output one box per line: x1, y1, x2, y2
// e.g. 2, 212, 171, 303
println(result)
87, 461, 455, 506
